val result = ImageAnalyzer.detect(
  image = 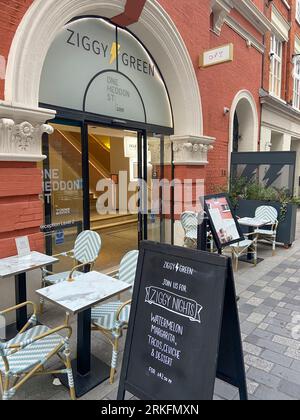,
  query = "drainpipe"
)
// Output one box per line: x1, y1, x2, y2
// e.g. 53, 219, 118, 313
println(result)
259, 32, 265, 151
